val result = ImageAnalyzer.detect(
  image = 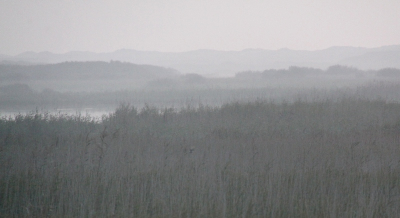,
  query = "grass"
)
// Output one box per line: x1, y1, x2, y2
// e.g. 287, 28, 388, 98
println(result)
1, 98, 400, 217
